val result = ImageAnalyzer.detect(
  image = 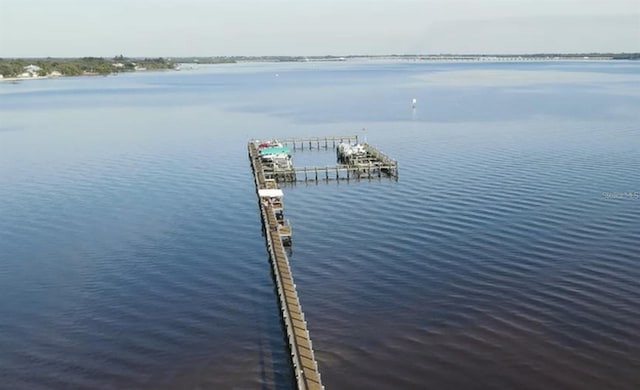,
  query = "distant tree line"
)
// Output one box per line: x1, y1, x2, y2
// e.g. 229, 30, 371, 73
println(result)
0, 56, 175, 78
611, 53, 640, 60
174, 53, 640, 63
174, 56, 331, 63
